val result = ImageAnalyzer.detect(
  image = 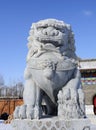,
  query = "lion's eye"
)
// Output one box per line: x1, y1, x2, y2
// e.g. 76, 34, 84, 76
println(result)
60, 29, 65, 33
37, 26, 47, 31
41, 26, 47, 29
54, 27, 65, 33
54, 27, 60, 31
